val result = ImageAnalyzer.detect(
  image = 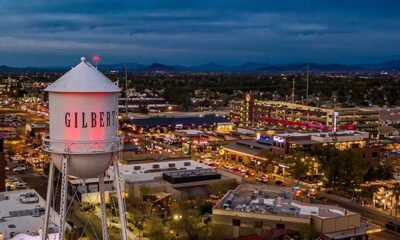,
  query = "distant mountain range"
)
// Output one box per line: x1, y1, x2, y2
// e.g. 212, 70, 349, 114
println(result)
1, 59, 400, 73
